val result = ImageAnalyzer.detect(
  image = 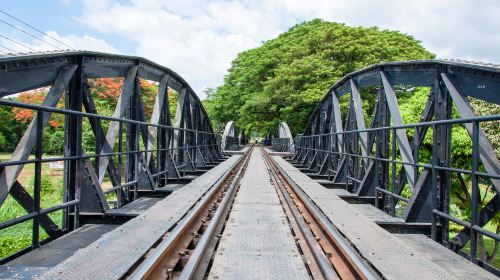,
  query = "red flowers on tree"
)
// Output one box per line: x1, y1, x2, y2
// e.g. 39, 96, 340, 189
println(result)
88, 78, 124, 100
13, 89, 64, 129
